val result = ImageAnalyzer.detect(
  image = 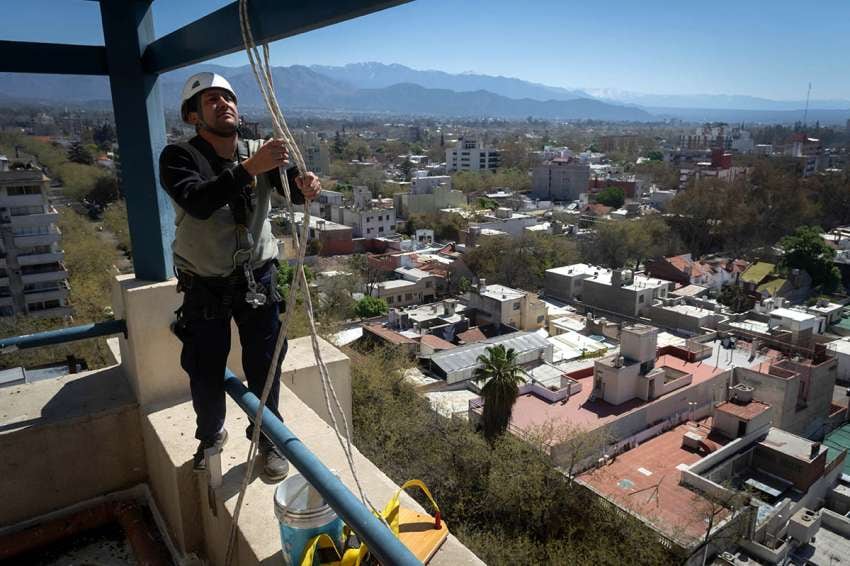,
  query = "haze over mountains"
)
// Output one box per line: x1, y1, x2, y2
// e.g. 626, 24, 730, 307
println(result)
1, 62, 847, 124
